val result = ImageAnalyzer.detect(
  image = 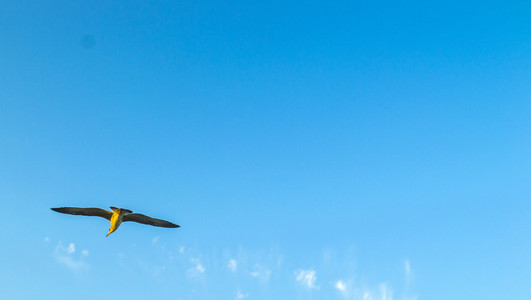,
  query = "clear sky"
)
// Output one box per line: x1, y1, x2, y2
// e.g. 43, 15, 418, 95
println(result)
1, 1, 530, 299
